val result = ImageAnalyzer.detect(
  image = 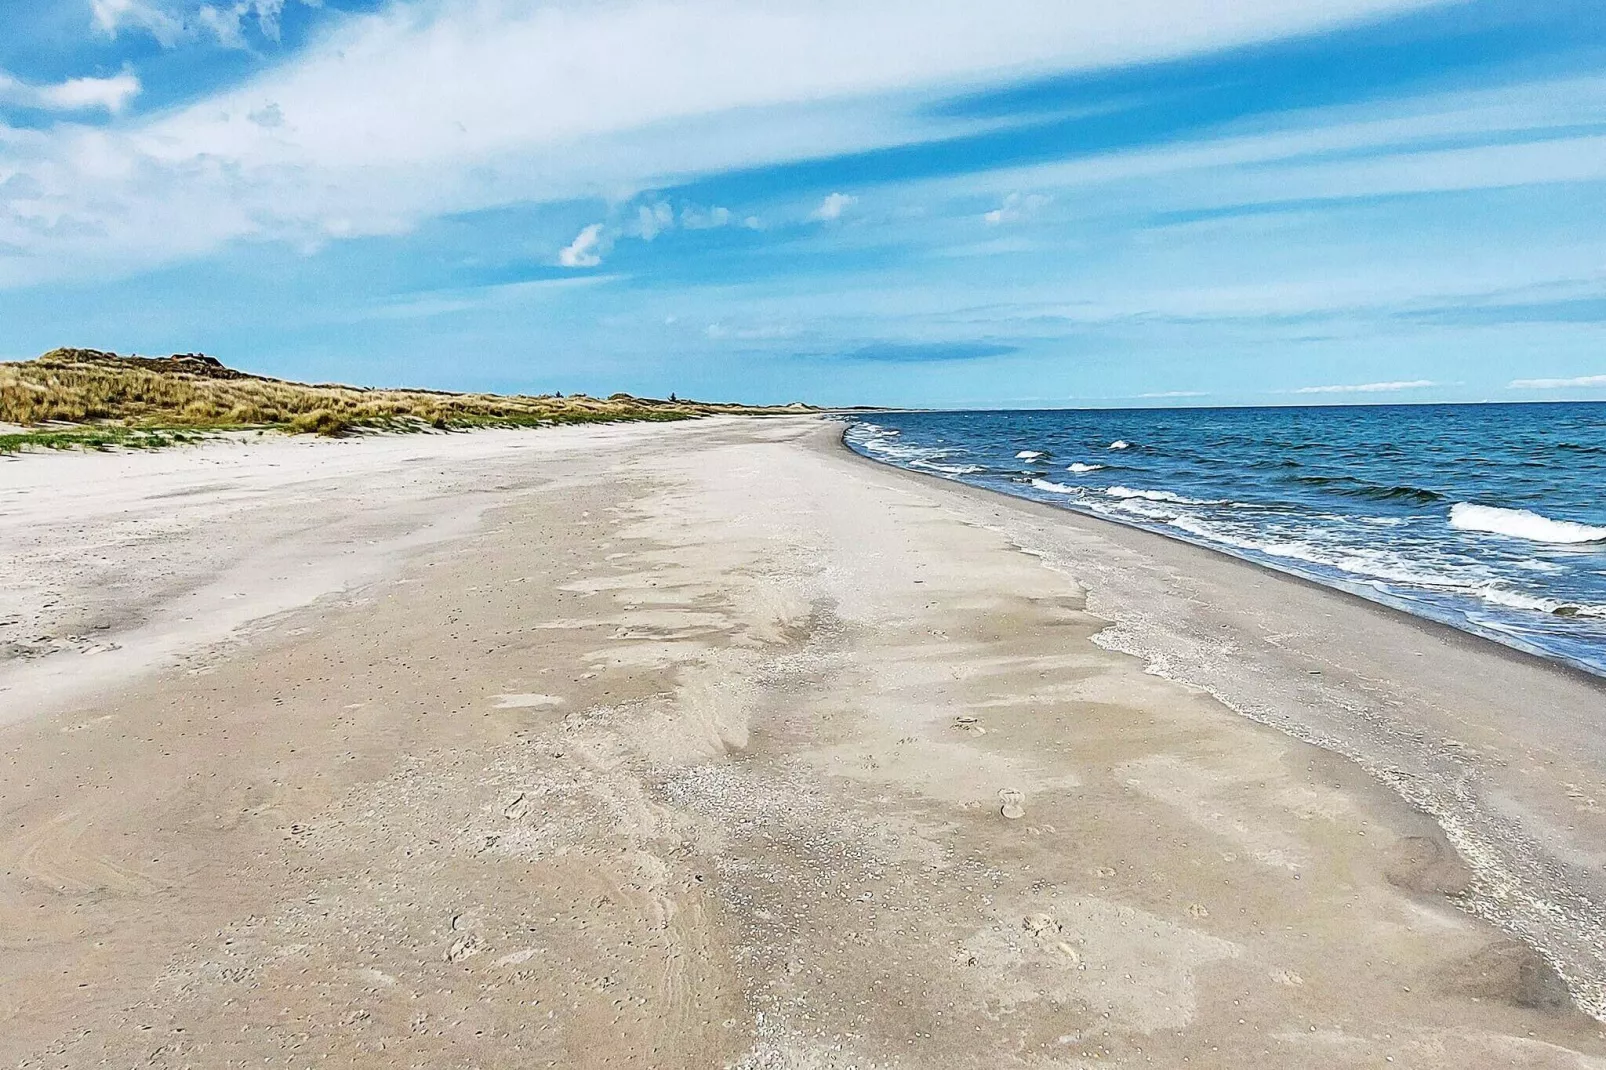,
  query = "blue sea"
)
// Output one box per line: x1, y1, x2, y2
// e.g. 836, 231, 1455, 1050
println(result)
845, 404, 1606, 677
